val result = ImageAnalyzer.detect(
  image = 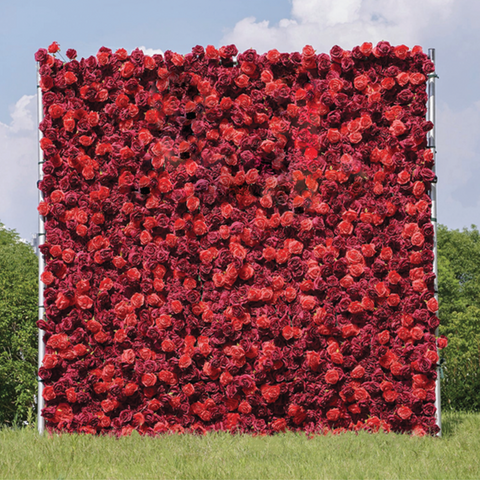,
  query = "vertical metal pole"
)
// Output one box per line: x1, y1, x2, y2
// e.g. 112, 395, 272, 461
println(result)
427, 48, 441, 436
37, 63, 46, 435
